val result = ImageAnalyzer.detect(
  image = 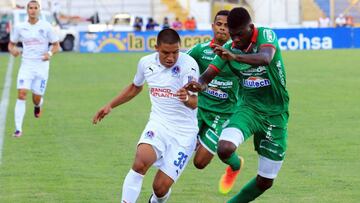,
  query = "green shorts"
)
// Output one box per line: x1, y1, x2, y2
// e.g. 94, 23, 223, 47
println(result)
225, 107, 289, 161
197, 108, 232, 154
